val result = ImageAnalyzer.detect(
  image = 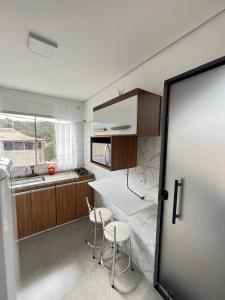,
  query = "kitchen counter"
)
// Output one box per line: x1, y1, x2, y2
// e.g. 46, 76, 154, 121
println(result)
14, 170, 95, 239
13, 171, 94, 193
